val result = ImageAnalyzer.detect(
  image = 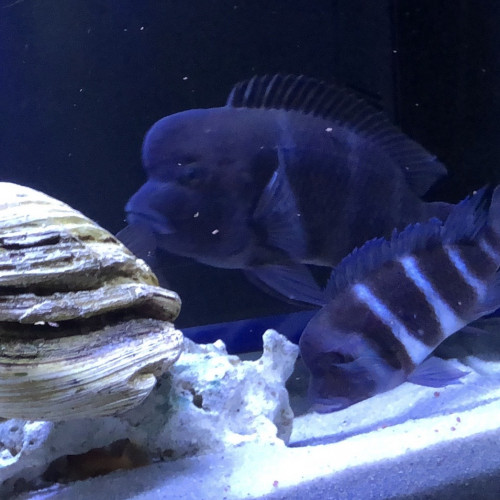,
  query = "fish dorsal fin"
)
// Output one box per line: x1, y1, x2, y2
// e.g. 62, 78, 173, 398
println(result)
325, 220, 442, 300
325, 187, 491, 300
441, 186, 490, 243
226, 74, 447, 195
